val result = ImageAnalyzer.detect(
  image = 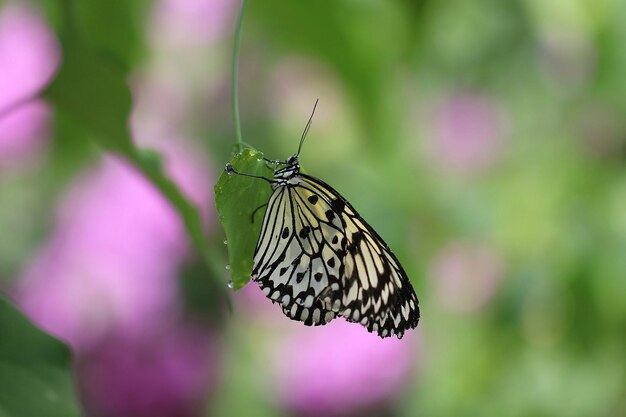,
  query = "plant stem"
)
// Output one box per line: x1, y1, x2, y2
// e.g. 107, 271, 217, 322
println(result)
231, 0, 247, 151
